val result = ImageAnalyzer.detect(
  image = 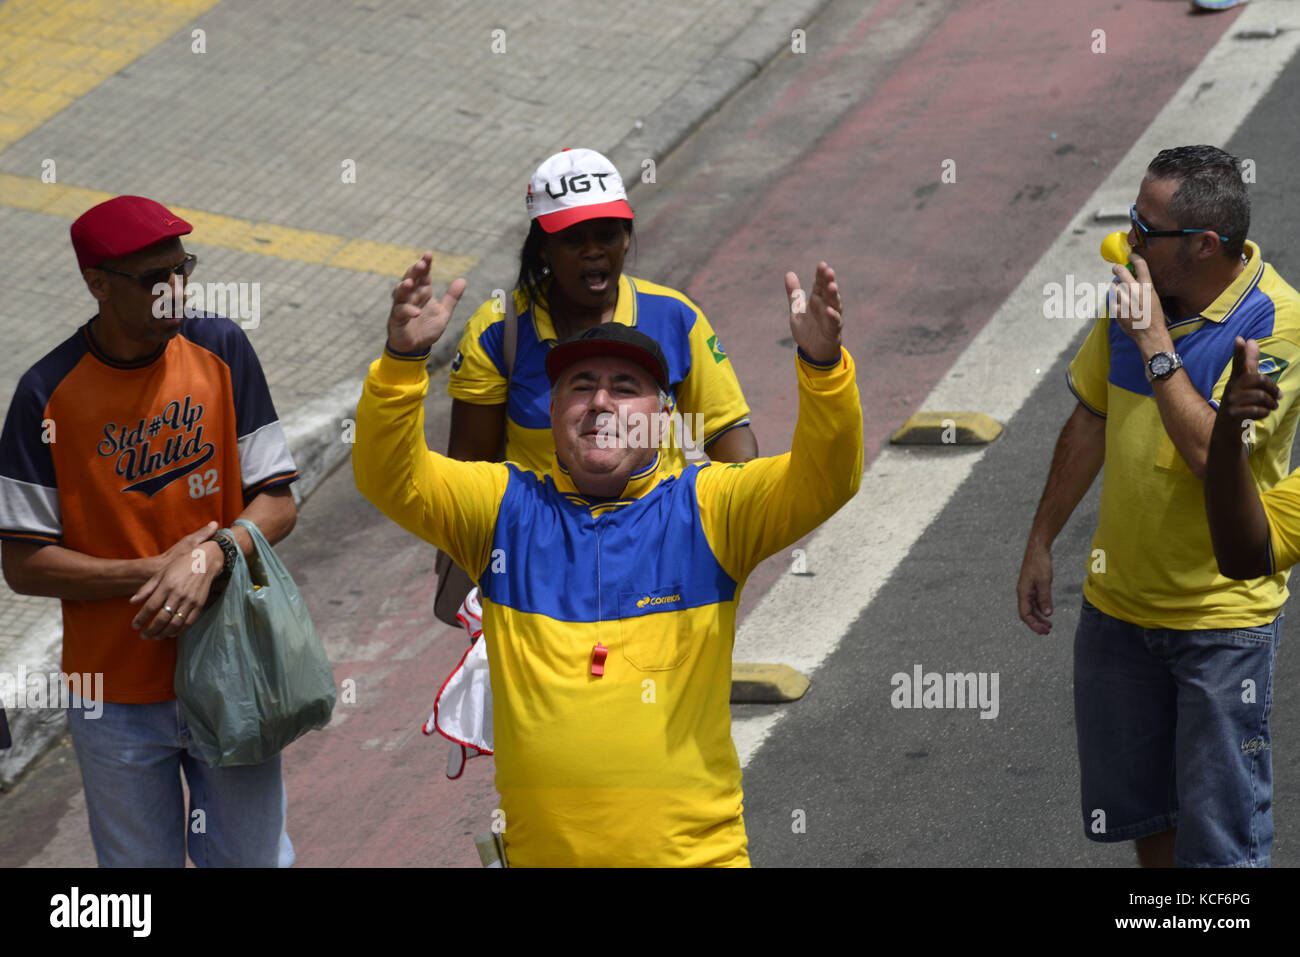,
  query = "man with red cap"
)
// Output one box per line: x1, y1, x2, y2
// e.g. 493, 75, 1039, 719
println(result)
0, 195, 299, 867
354, 254, 862, 866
